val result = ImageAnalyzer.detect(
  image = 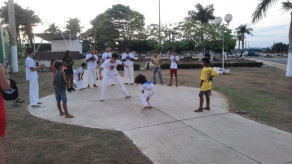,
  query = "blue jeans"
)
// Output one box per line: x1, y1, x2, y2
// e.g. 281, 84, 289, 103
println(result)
153, 67, 163, 84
